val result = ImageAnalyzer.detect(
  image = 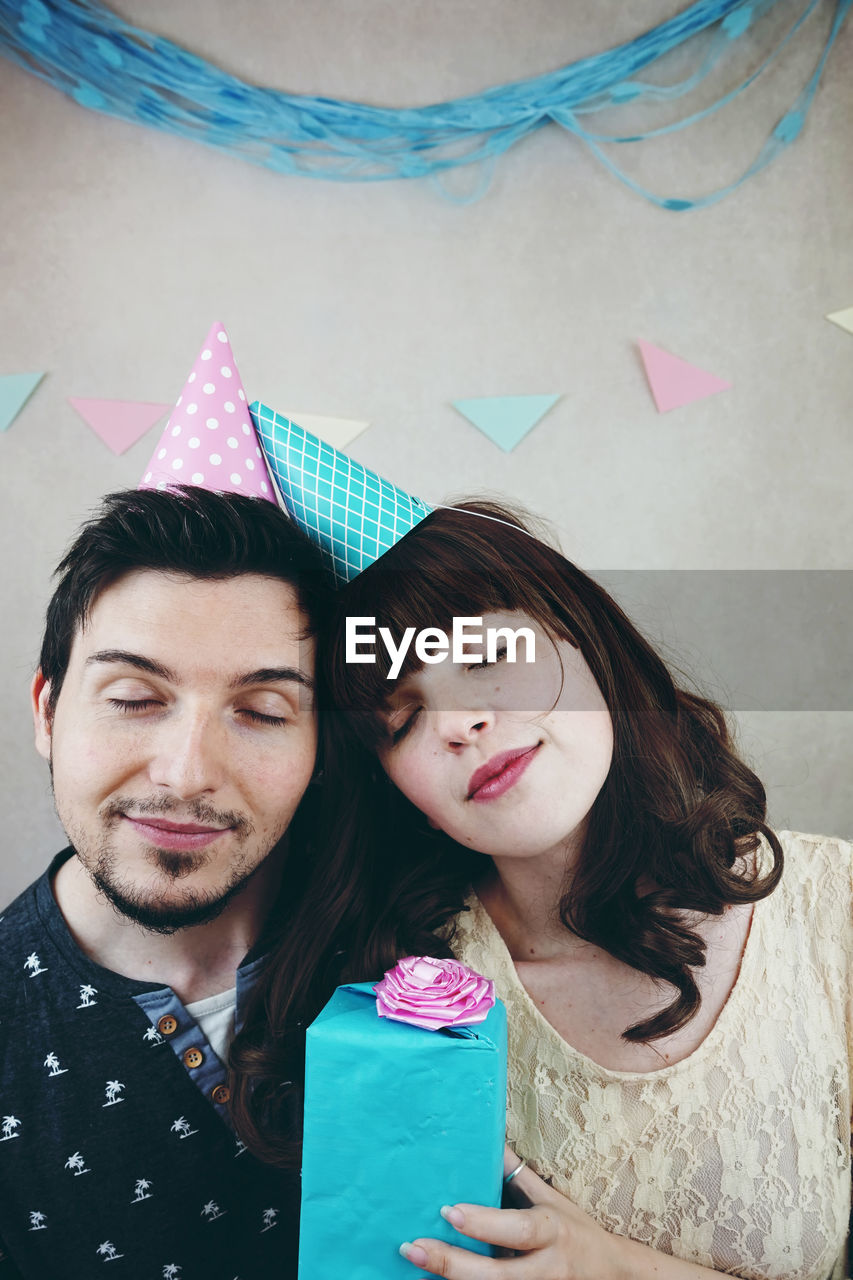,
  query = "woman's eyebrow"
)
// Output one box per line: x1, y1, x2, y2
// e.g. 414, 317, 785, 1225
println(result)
230, 667, 315, 692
